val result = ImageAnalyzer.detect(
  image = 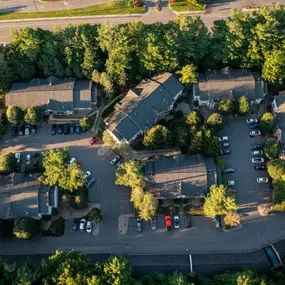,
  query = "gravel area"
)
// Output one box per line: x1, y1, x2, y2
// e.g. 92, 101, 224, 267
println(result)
59, 203, 101, 220
118, 214, 133, 235
92, 222, 100, 236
